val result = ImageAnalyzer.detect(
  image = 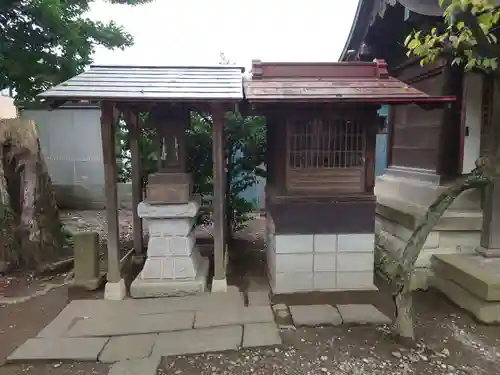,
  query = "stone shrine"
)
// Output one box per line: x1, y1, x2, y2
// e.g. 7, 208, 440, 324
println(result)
130, 106, 209, 298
